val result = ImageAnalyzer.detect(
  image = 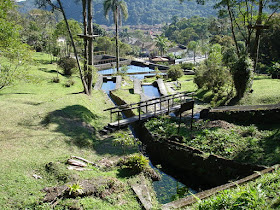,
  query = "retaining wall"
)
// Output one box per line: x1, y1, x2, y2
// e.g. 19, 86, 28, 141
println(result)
201, 103, 280, 124
109, 91, 266, 190
132, 123, 266, 190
